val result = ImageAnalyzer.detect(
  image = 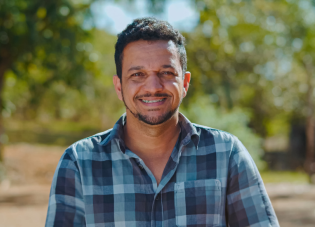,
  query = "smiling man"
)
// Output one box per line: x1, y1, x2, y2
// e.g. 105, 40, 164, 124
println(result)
46, 18, 279, 227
